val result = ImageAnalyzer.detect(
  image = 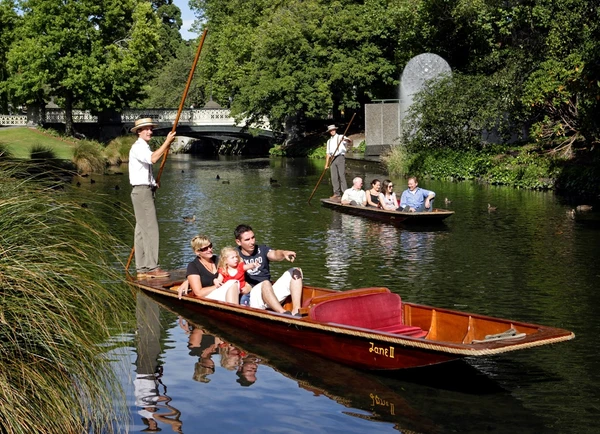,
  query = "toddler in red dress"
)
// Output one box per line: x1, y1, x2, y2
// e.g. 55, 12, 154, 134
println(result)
214, 247, 258, 305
